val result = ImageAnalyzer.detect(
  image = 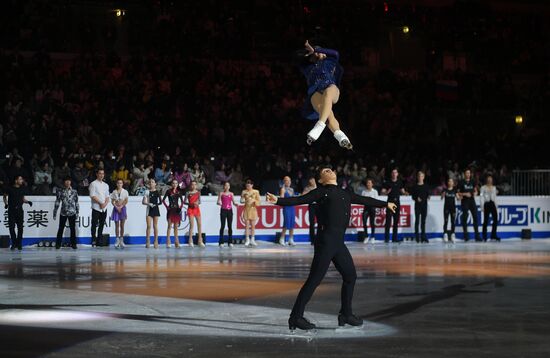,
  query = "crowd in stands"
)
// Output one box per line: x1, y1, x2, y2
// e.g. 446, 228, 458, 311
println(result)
1, 0, 548, 197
